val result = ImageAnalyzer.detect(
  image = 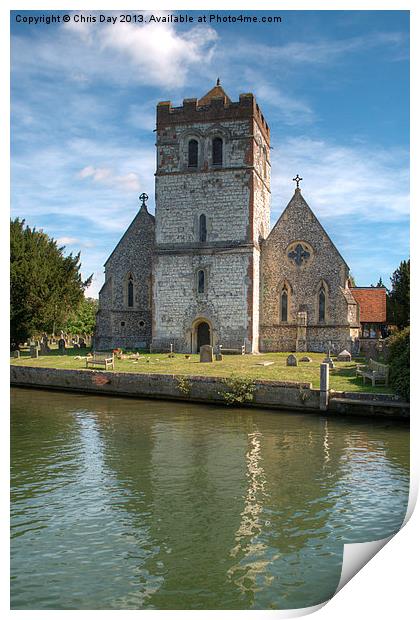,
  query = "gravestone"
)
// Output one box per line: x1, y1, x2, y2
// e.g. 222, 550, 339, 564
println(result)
40, 334, 50, 355
12, 350, 20, 359
300, 356, 312, 362
255, 361, 274, 366
286, 354, 298, 367
322, 356, 335, 369
58, 338, 66, 353
337, 349, 352, 362
79, 339, 86, 349
30, 345, 39, 358
200, 345, 214, 363
215, 353, 223, 361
